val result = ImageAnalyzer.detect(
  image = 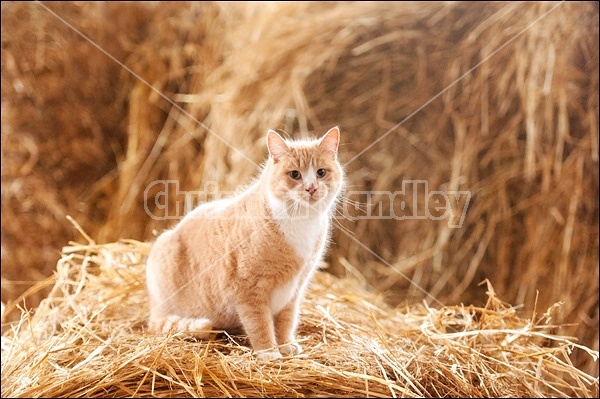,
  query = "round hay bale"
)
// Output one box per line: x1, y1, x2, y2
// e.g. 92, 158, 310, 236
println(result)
0, 0, 159, 312
1, 0, 598, 379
